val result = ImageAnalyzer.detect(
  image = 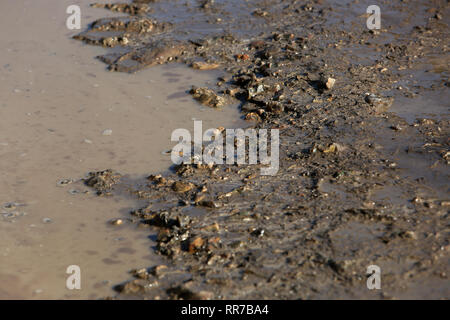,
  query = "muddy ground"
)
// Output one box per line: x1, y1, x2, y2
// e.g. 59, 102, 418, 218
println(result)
73, 0, 449, 299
